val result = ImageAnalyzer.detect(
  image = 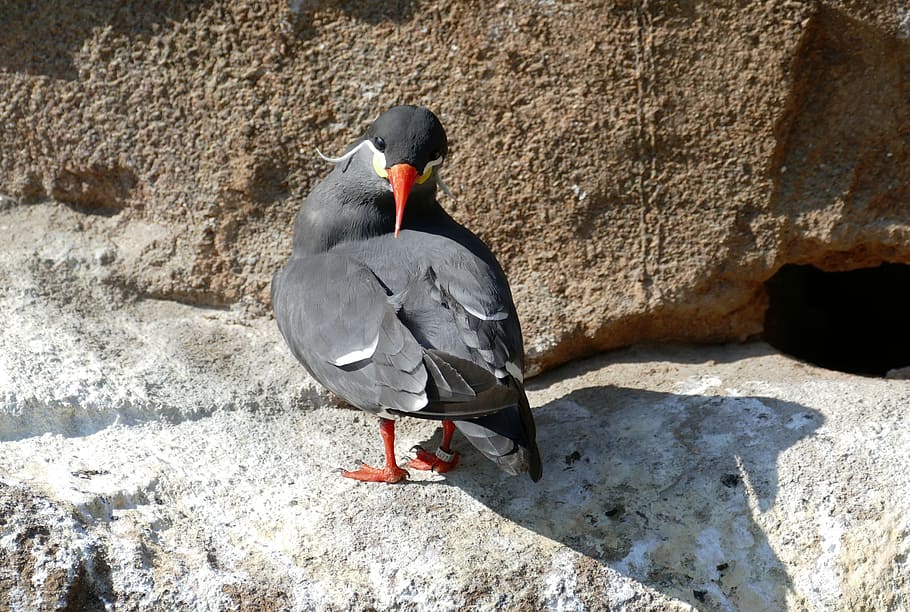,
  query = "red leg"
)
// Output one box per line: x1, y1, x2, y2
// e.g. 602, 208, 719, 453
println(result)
342, 418, 408, 483
440, 419, 456, 453
407, 420, 460, 473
